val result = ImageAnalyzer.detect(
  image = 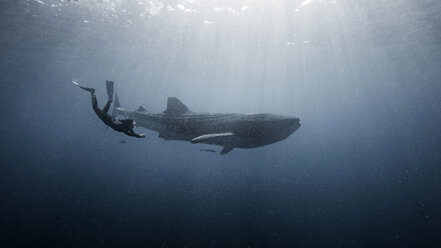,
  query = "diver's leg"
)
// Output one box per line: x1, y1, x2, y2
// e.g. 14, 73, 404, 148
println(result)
102, 81, 114, 114
79, 86, 95, 93
91, 93, 99, 111
73, 81, 95, 94
102, 100, 112, 114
